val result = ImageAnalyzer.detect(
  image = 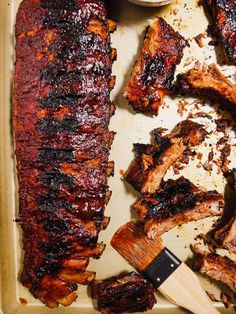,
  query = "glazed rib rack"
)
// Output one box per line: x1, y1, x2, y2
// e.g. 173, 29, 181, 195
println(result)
14, 0, 115, 307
